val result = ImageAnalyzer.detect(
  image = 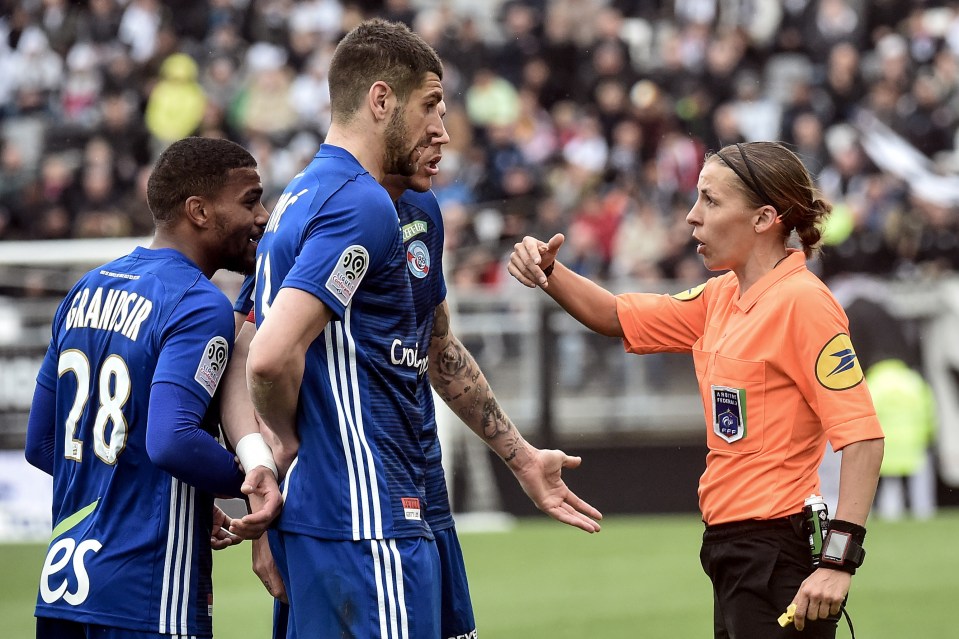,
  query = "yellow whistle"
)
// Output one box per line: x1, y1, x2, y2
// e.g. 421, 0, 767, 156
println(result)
778, 603, 797, 627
